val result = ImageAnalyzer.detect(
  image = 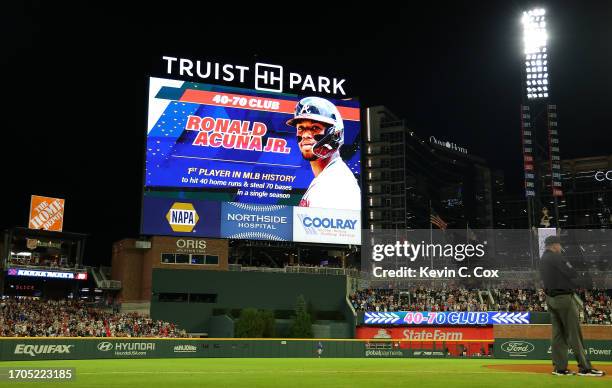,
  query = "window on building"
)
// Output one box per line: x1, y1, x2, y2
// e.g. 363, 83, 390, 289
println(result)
175, 254, 189, 264
161, 253, 175, 264
158, 293, 188, 302
191, 255, 205, 265
189, 293, 217, 303
206, 255, 219, 265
